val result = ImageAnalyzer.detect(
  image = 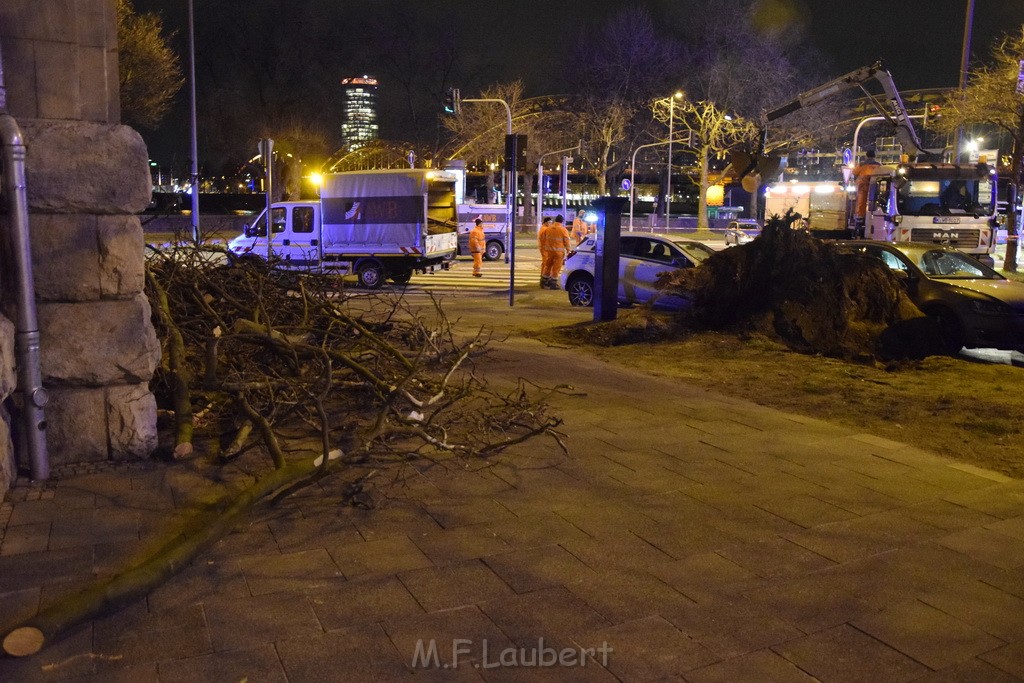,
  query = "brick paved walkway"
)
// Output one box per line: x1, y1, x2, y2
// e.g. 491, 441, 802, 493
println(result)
2, 329, 1024, 681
